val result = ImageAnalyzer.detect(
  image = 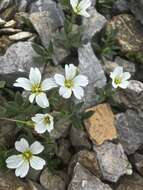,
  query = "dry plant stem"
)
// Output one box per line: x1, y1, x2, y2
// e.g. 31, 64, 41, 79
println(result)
0, 117, 30, 126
